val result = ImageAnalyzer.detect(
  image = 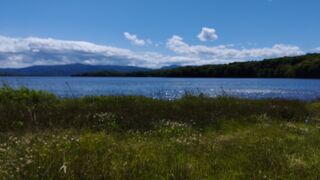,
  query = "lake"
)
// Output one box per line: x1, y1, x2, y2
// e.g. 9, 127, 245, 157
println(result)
0, 77, 320, 100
